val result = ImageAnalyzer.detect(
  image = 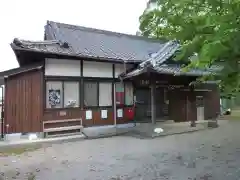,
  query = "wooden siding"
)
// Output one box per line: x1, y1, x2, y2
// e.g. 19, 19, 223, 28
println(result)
187, 90, 197, 122
200, 84, 220, 120
42, 106, 134, 128
169, 90, 187, 122
169, 84, 220, 122
117, 107, 135, 124
3, 57, 220, 133
4, 69, 43, 133
169, 89, 197, 122
95, 107, 114, 126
